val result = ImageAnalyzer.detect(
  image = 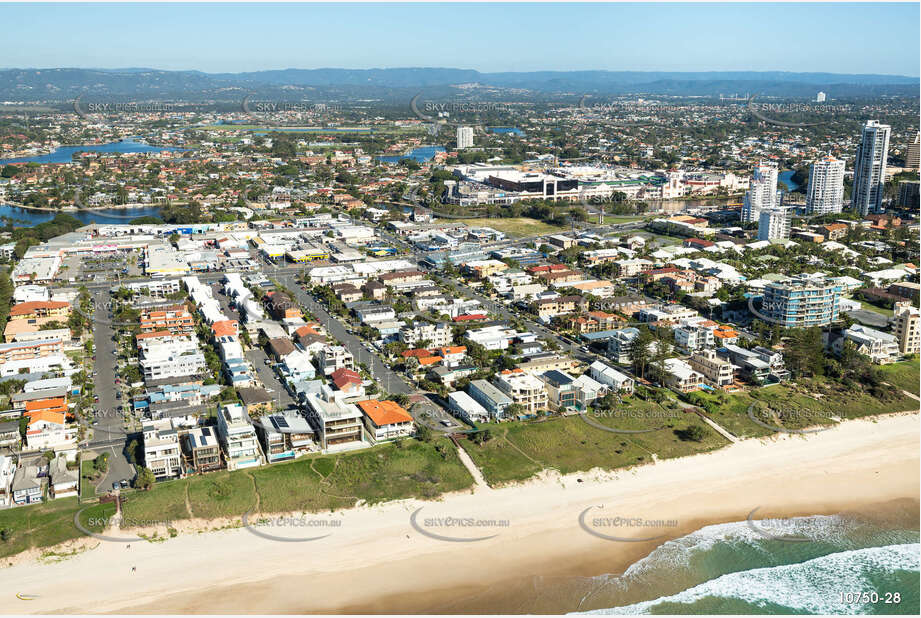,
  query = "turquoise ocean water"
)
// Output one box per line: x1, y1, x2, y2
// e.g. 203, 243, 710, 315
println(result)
570, 513, 919, 615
